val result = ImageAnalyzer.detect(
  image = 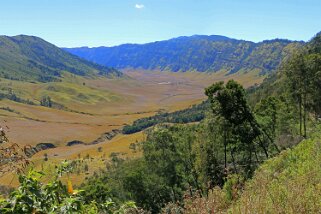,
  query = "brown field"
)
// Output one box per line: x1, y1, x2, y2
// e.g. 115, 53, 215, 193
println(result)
0, 70, 264, 187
